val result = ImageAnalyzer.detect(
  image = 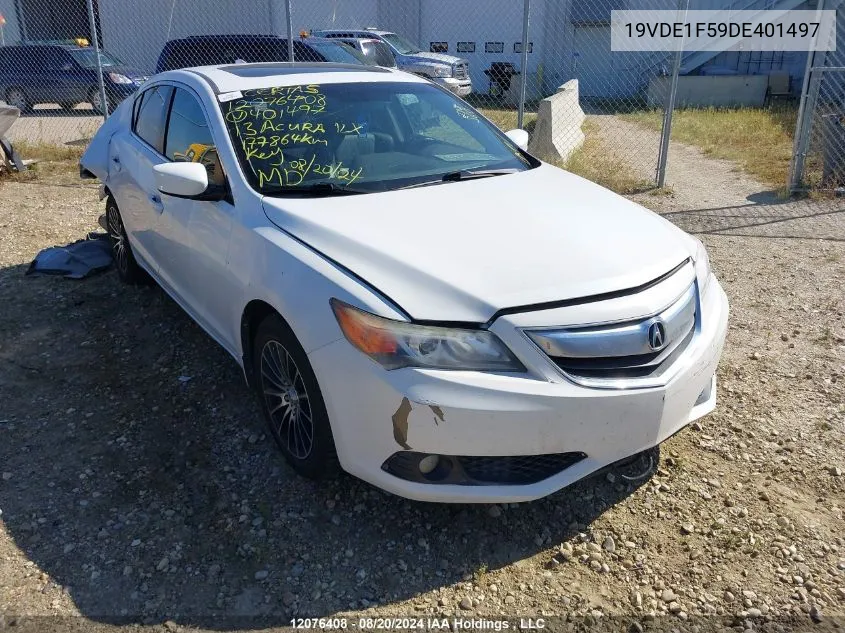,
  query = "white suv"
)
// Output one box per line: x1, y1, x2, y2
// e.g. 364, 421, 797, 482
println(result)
312, 28, 472, 96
